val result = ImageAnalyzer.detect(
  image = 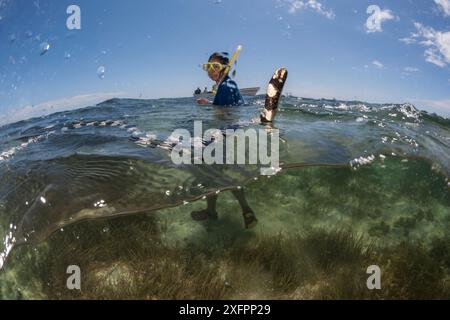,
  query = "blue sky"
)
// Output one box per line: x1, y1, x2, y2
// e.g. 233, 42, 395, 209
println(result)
0, 0, 450, 124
